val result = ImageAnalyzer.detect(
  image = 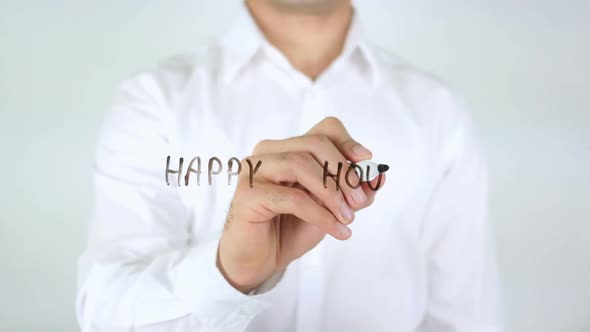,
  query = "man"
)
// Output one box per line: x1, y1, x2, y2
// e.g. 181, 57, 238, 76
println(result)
76, 0, 502, 331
